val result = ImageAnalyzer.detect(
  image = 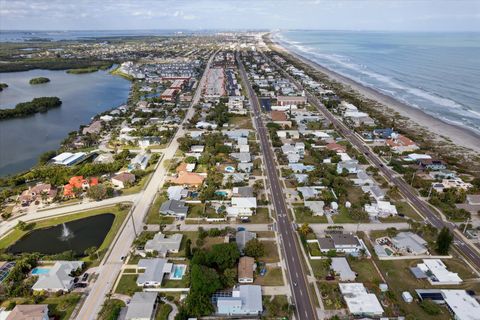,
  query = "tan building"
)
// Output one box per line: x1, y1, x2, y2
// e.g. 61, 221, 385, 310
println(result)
6, 304, 49, 320
238, 256, 255, 284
